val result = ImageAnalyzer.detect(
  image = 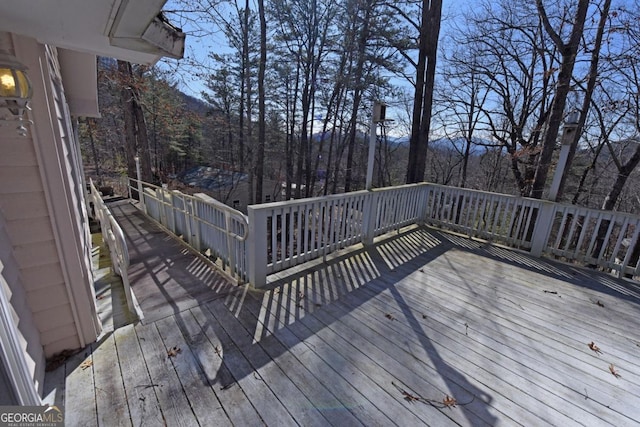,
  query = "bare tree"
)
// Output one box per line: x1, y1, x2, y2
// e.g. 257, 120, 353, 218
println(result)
406, 0, 443, 183
530, 0, 589, 199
